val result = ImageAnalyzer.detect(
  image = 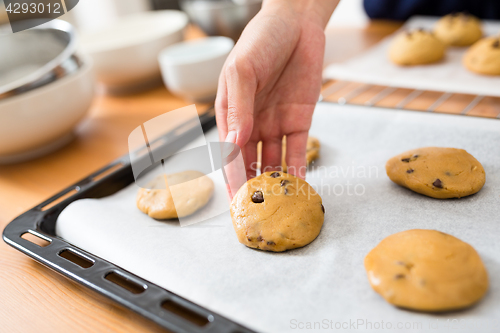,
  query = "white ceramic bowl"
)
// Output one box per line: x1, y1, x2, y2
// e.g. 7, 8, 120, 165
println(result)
158, 36, 234, 102
0, 59, 94, 163
81, 10, 188, 90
